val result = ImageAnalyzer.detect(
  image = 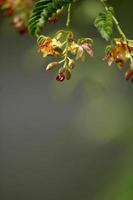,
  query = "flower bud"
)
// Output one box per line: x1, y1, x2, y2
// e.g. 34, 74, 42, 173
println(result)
46, 62, 58, 71
65, 69, 71, 80
58, 67, 66, 74
56, 73, 65, 82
